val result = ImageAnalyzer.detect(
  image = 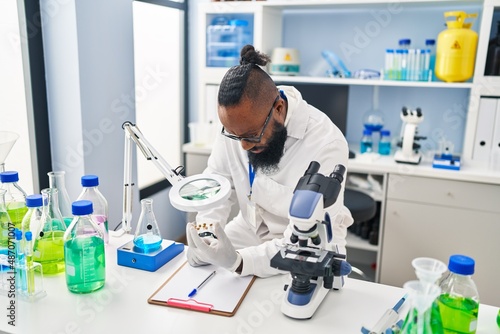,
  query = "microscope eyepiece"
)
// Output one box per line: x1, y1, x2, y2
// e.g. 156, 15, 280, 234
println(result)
329, 164, 346, 183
